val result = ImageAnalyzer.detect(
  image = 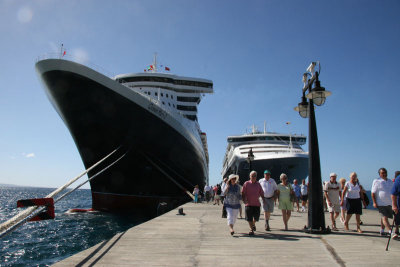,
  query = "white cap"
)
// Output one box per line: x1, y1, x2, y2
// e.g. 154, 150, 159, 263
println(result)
330, 172, 337, 177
